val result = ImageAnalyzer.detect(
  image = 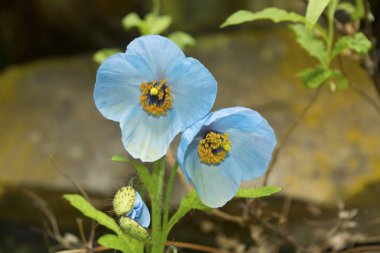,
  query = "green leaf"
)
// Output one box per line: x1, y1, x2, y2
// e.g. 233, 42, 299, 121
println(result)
122, 12, 143, 31
168, 31, 196, 50
298, 65, 332, 88
337, 2, 356, 16
64, 194, 144, 252
235, 186, 281, 198
144, 14, 172, 34
112, 155, 154, 194
221, 8, 304, 28
63, 194, 123, 235
290, 24, 329, 66
306, 0, 330, 29
98, 234, 131, 253
166, 190, 210, 234
338, 0, 365, 21
92, 48, 121, 64
330, 69, 349, 90
332, 33, 372, 58
355, 0, 365, 20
